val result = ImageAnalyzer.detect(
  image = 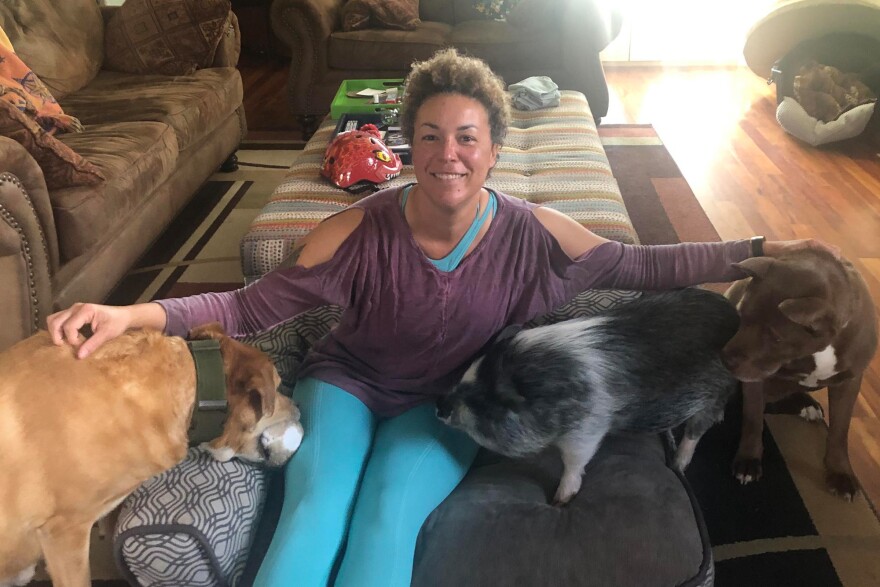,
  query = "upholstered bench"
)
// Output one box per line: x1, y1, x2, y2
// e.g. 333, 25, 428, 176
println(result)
115, 92, 714, 587
241, 91, 636, 282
